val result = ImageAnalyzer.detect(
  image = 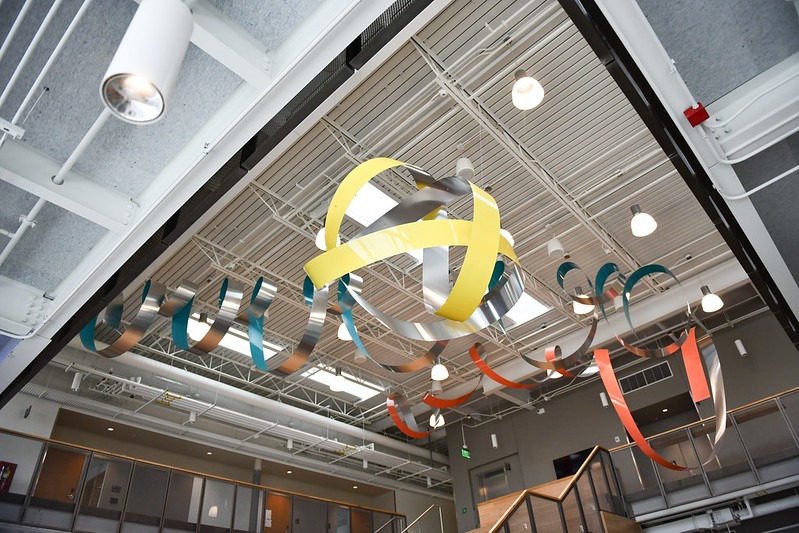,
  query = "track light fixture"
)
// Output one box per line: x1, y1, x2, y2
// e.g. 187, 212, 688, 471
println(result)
630, 204, 657, 237
430, 357, 449, 381
101, 0, 193, 123
700, 285, 724, 313
455, 157, 475, 180
512, 69, 545, 110
546, 237, 564, 258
